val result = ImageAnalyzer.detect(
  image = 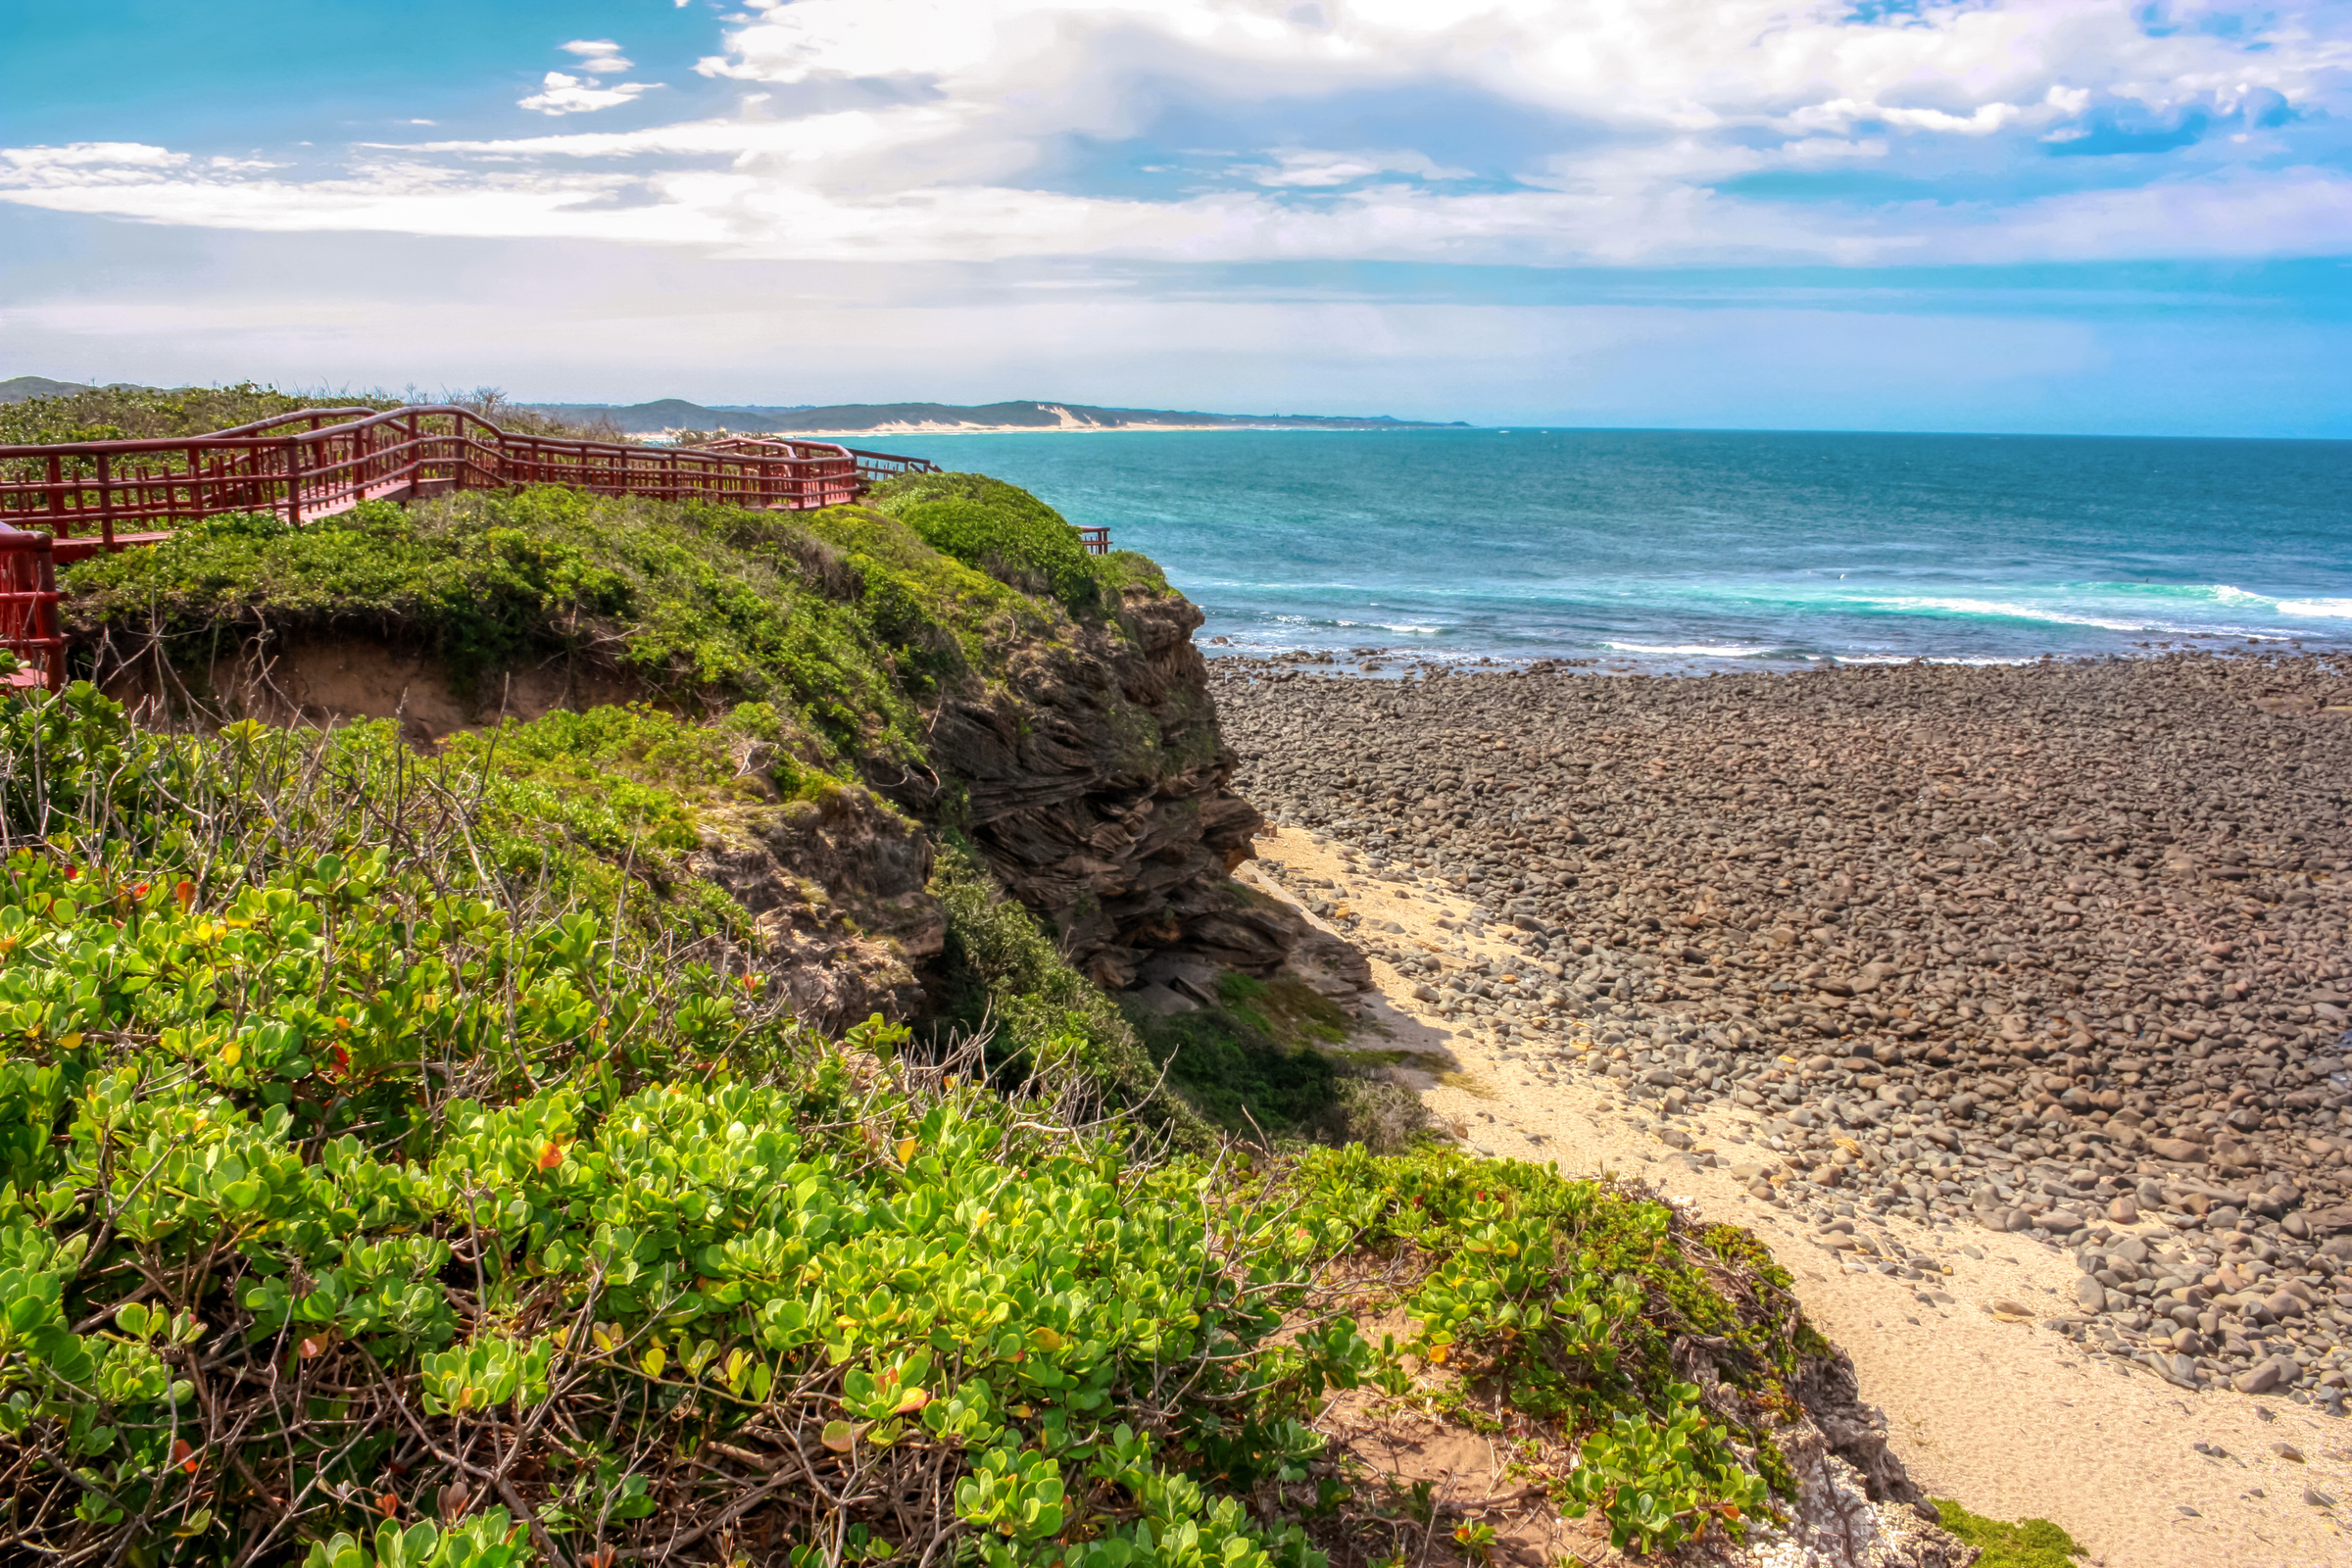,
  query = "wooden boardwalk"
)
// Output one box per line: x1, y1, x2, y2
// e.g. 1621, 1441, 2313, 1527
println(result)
0, 405, 967, 691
